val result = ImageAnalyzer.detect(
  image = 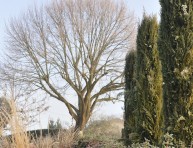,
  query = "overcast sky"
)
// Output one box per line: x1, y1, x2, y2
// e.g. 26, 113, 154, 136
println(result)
127, 0, 160, 20
0, 0, 160, 129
